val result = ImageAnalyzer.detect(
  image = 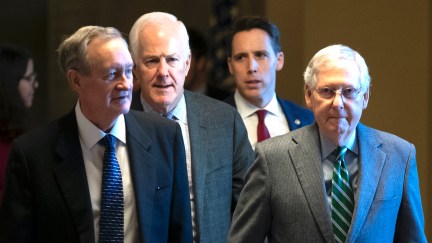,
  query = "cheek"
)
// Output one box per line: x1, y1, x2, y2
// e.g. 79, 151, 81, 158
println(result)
136, 65, 154, 80
18, 82, 31, 98
311, 102, 329, 118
